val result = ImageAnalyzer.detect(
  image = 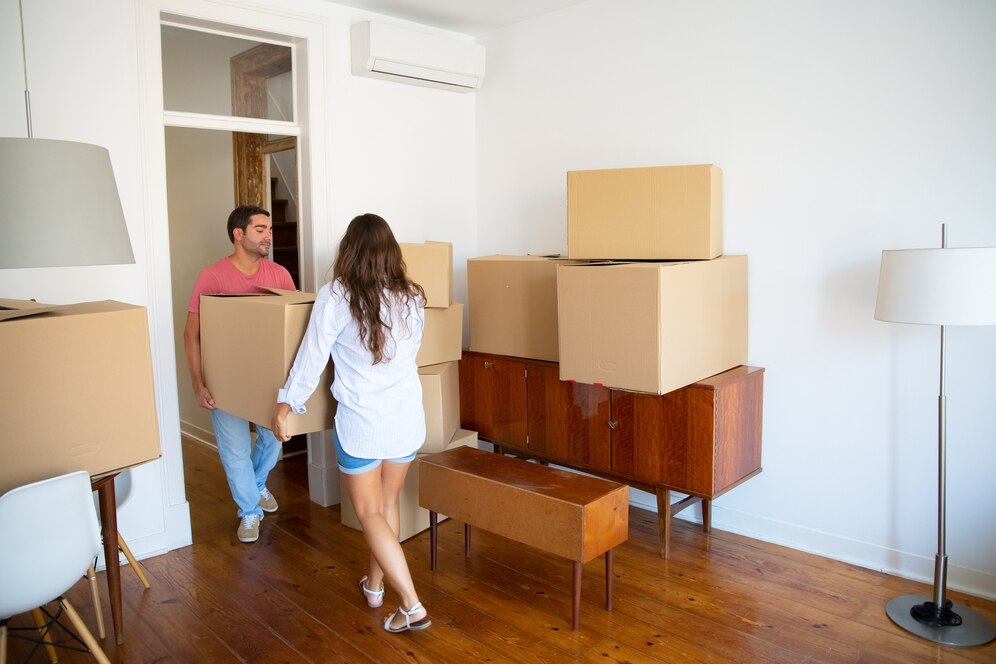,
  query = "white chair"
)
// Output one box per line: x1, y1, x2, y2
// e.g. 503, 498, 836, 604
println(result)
0, 471, 111, 664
